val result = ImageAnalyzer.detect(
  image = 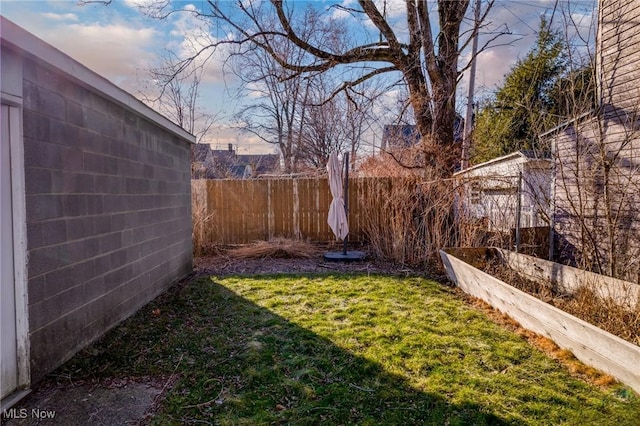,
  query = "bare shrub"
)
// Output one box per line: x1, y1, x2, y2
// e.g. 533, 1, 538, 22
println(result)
358, 174, 463, 268
191, 180, 219, 256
